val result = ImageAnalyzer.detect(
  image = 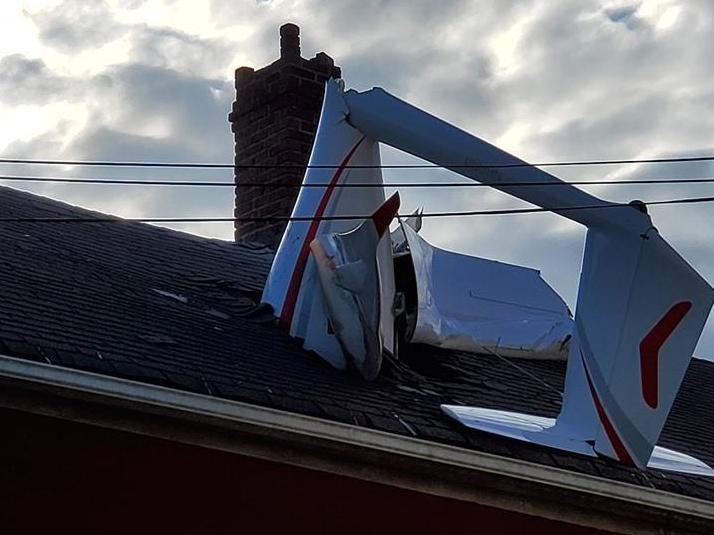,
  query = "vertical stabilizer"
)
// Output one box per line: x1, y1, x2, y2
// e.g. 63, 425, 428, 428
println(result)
560, 226, 714, 467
